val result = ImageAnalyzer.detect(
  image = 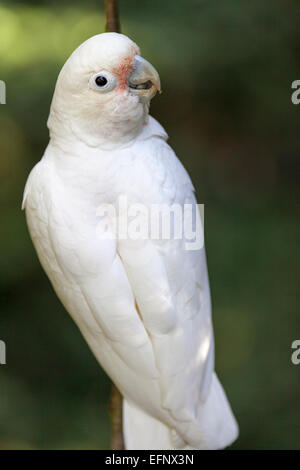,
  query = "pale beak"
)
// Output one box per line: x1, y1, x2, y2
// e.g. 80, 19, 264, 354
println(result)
128, 55, 161, 100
